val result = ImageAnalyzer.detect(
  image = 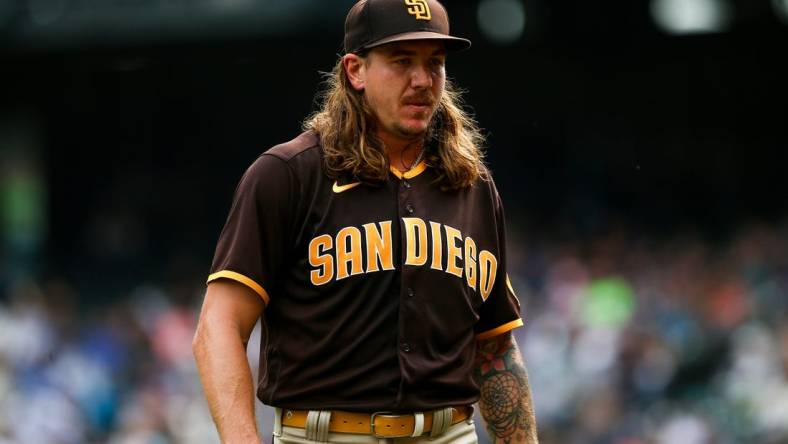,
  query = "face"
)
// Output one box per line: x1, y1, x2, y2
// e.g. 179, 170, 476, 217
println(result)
344, 40, 446, 143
